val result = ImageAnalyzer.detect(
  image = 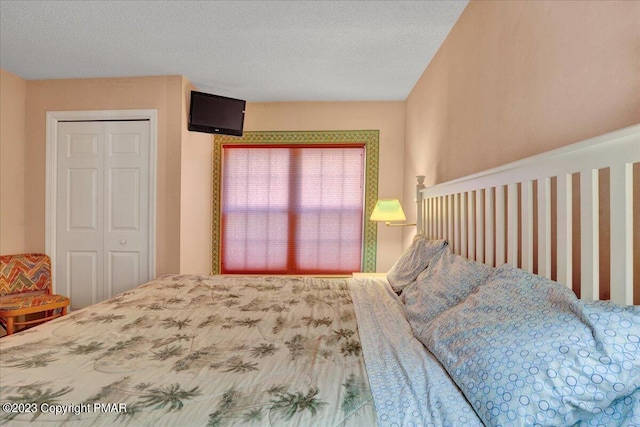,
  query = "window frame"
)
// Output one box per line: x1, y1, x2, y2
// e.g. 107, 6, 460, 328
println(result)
212, 130, 379, 274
